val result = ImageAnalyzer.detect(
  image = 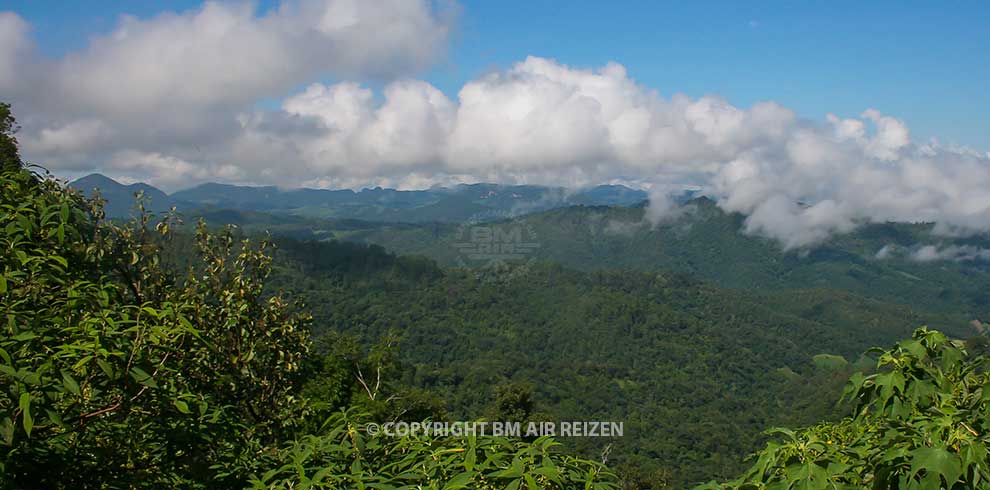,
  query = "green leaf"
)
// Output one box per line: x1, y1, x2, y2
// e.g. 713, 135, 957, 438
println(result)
45, 409, 64, 428
49, 255, 68, 268
129, 367, 158, 388
463, 445, 476, 472
524, 474, 539, 490
899, 339, 927, 359
19, 393, 33, 437
96, 359, 115, 378
530, 466, 561, 482
909, 447, 962, 487
174, 400, 191, 414
11, 332, 37, 341
61, 371, 80, 395
442, 471, 475, 489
